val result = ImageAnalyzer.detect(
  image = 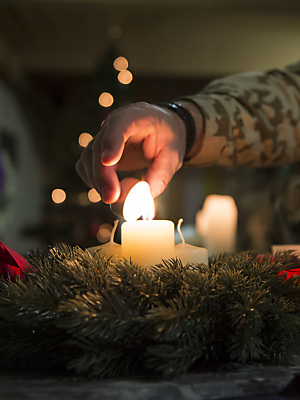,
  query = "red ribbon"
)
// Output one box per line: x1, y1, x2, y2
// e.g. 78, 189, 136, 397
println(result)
0, 241, 30, 282
257, 253, 300, 280
278, 268, 300, 279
